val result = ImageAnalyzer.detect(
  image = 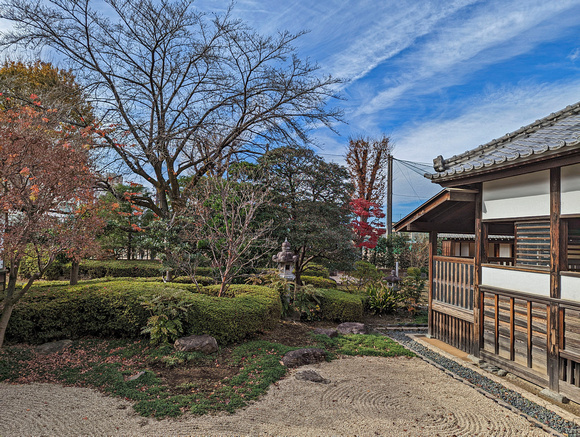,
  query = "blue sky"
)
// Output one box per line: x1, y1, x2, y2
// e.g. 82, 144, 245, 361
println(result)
193, 0, 580, 220
3, 0, 580, 221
